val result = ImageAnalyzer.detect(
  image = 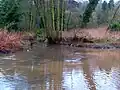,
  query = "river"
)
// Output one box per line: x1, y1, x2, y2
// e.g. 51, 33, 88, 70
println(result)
0, 43, 120, 90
